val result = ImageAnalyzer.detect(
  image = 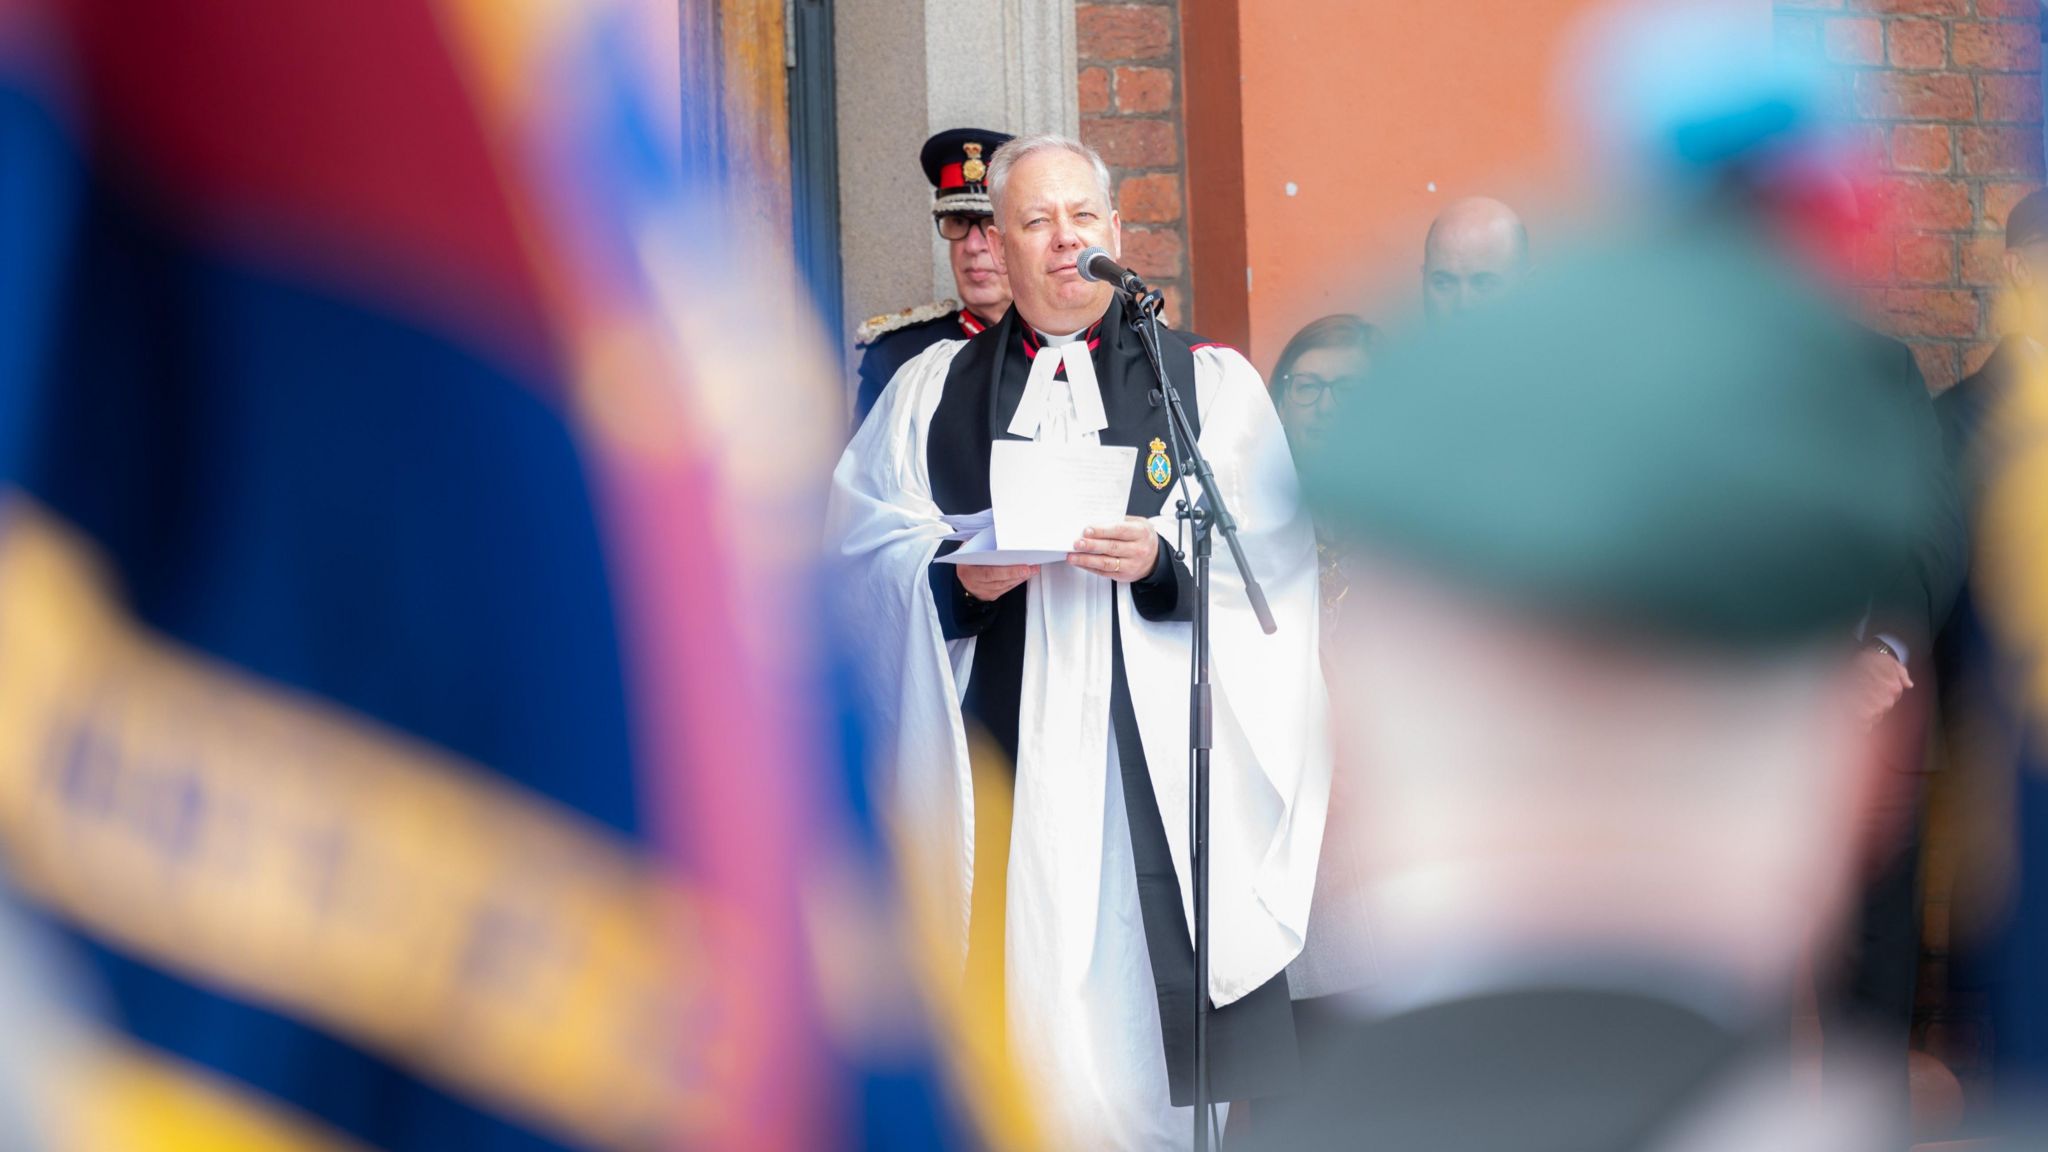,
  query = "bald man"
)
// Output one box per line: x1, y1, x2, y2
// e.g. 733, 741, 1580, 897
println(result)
1422, 196, 1528, 321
